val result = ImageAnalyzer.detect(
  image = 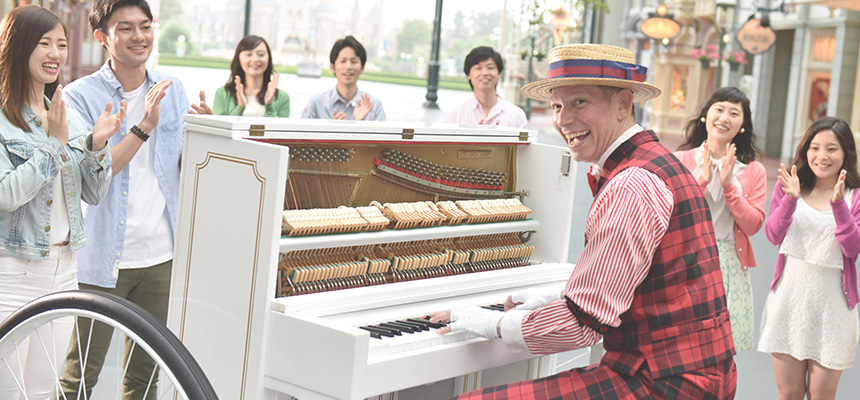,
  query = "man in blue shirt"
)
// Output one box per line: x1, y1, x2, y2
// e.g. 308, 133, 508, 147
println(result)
302, 35, 386, 121
57, 0, 189, 398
